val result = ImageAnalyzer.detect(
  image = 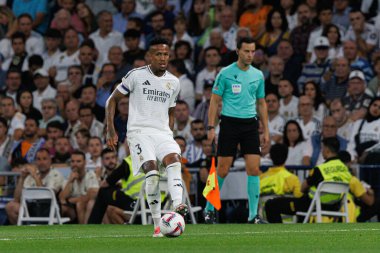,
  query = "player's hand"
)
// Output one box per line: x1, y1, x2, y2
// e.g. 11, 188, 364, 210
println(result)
207, 128, 215, 143
106, 126, 118, 150
262, 131, 270, 148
